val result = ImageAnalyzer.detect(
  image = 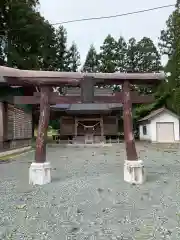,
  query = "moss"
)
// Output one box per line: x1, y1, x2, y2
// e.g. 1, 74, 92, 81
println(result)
134, 223, 154, 239
0, 149, 32, 161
